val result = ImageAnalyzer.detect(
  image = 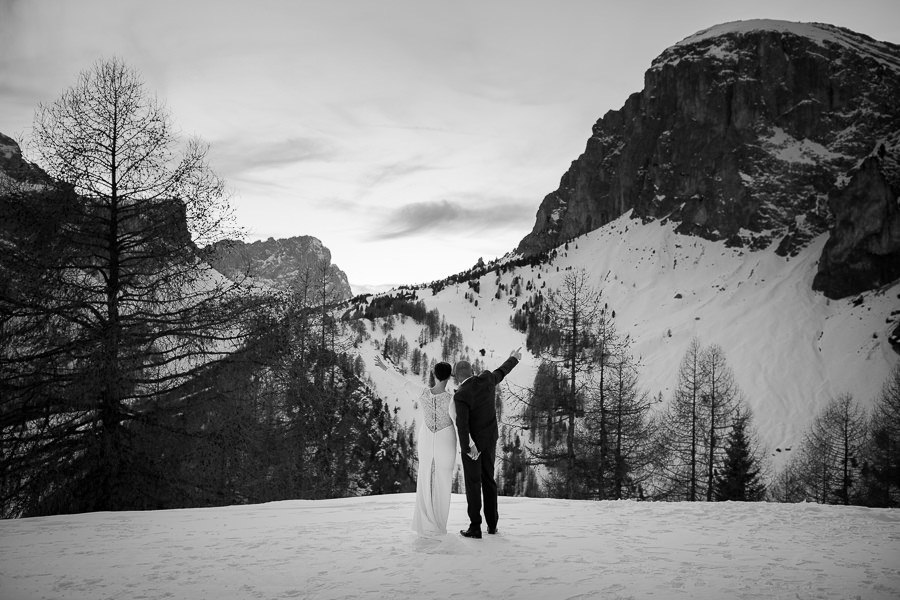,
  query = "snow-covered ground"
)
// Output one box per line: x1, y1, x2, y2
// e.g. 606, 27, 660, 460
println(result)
2, 494, 898, 599
360, 212, 900, 471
